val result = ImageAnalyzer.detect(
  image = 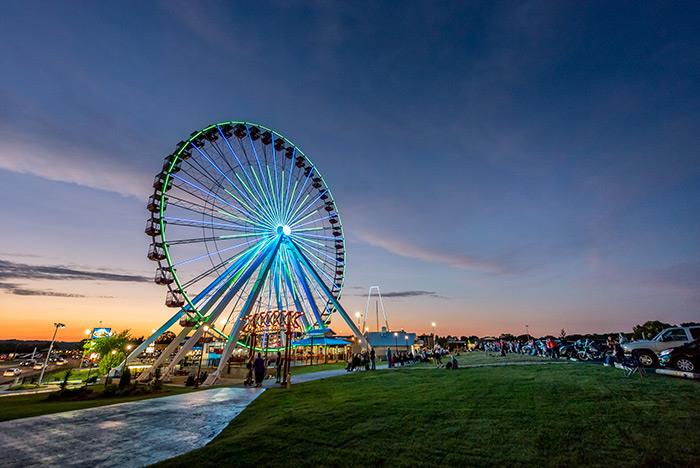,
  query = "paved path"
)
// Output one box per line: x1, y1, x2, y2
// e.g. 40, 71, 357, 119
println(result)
0, 367, 369, 467
0, 387, 263, 467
